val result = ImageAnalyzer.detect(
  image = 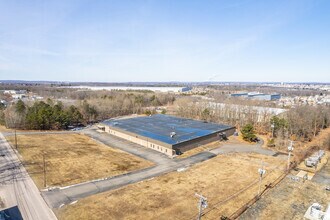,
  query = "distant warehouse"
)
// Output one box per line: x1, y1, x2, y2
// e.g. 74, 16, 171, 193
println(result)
230, 92, 281, 101
65, 86, 191, 93
100, 114, 235, 157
